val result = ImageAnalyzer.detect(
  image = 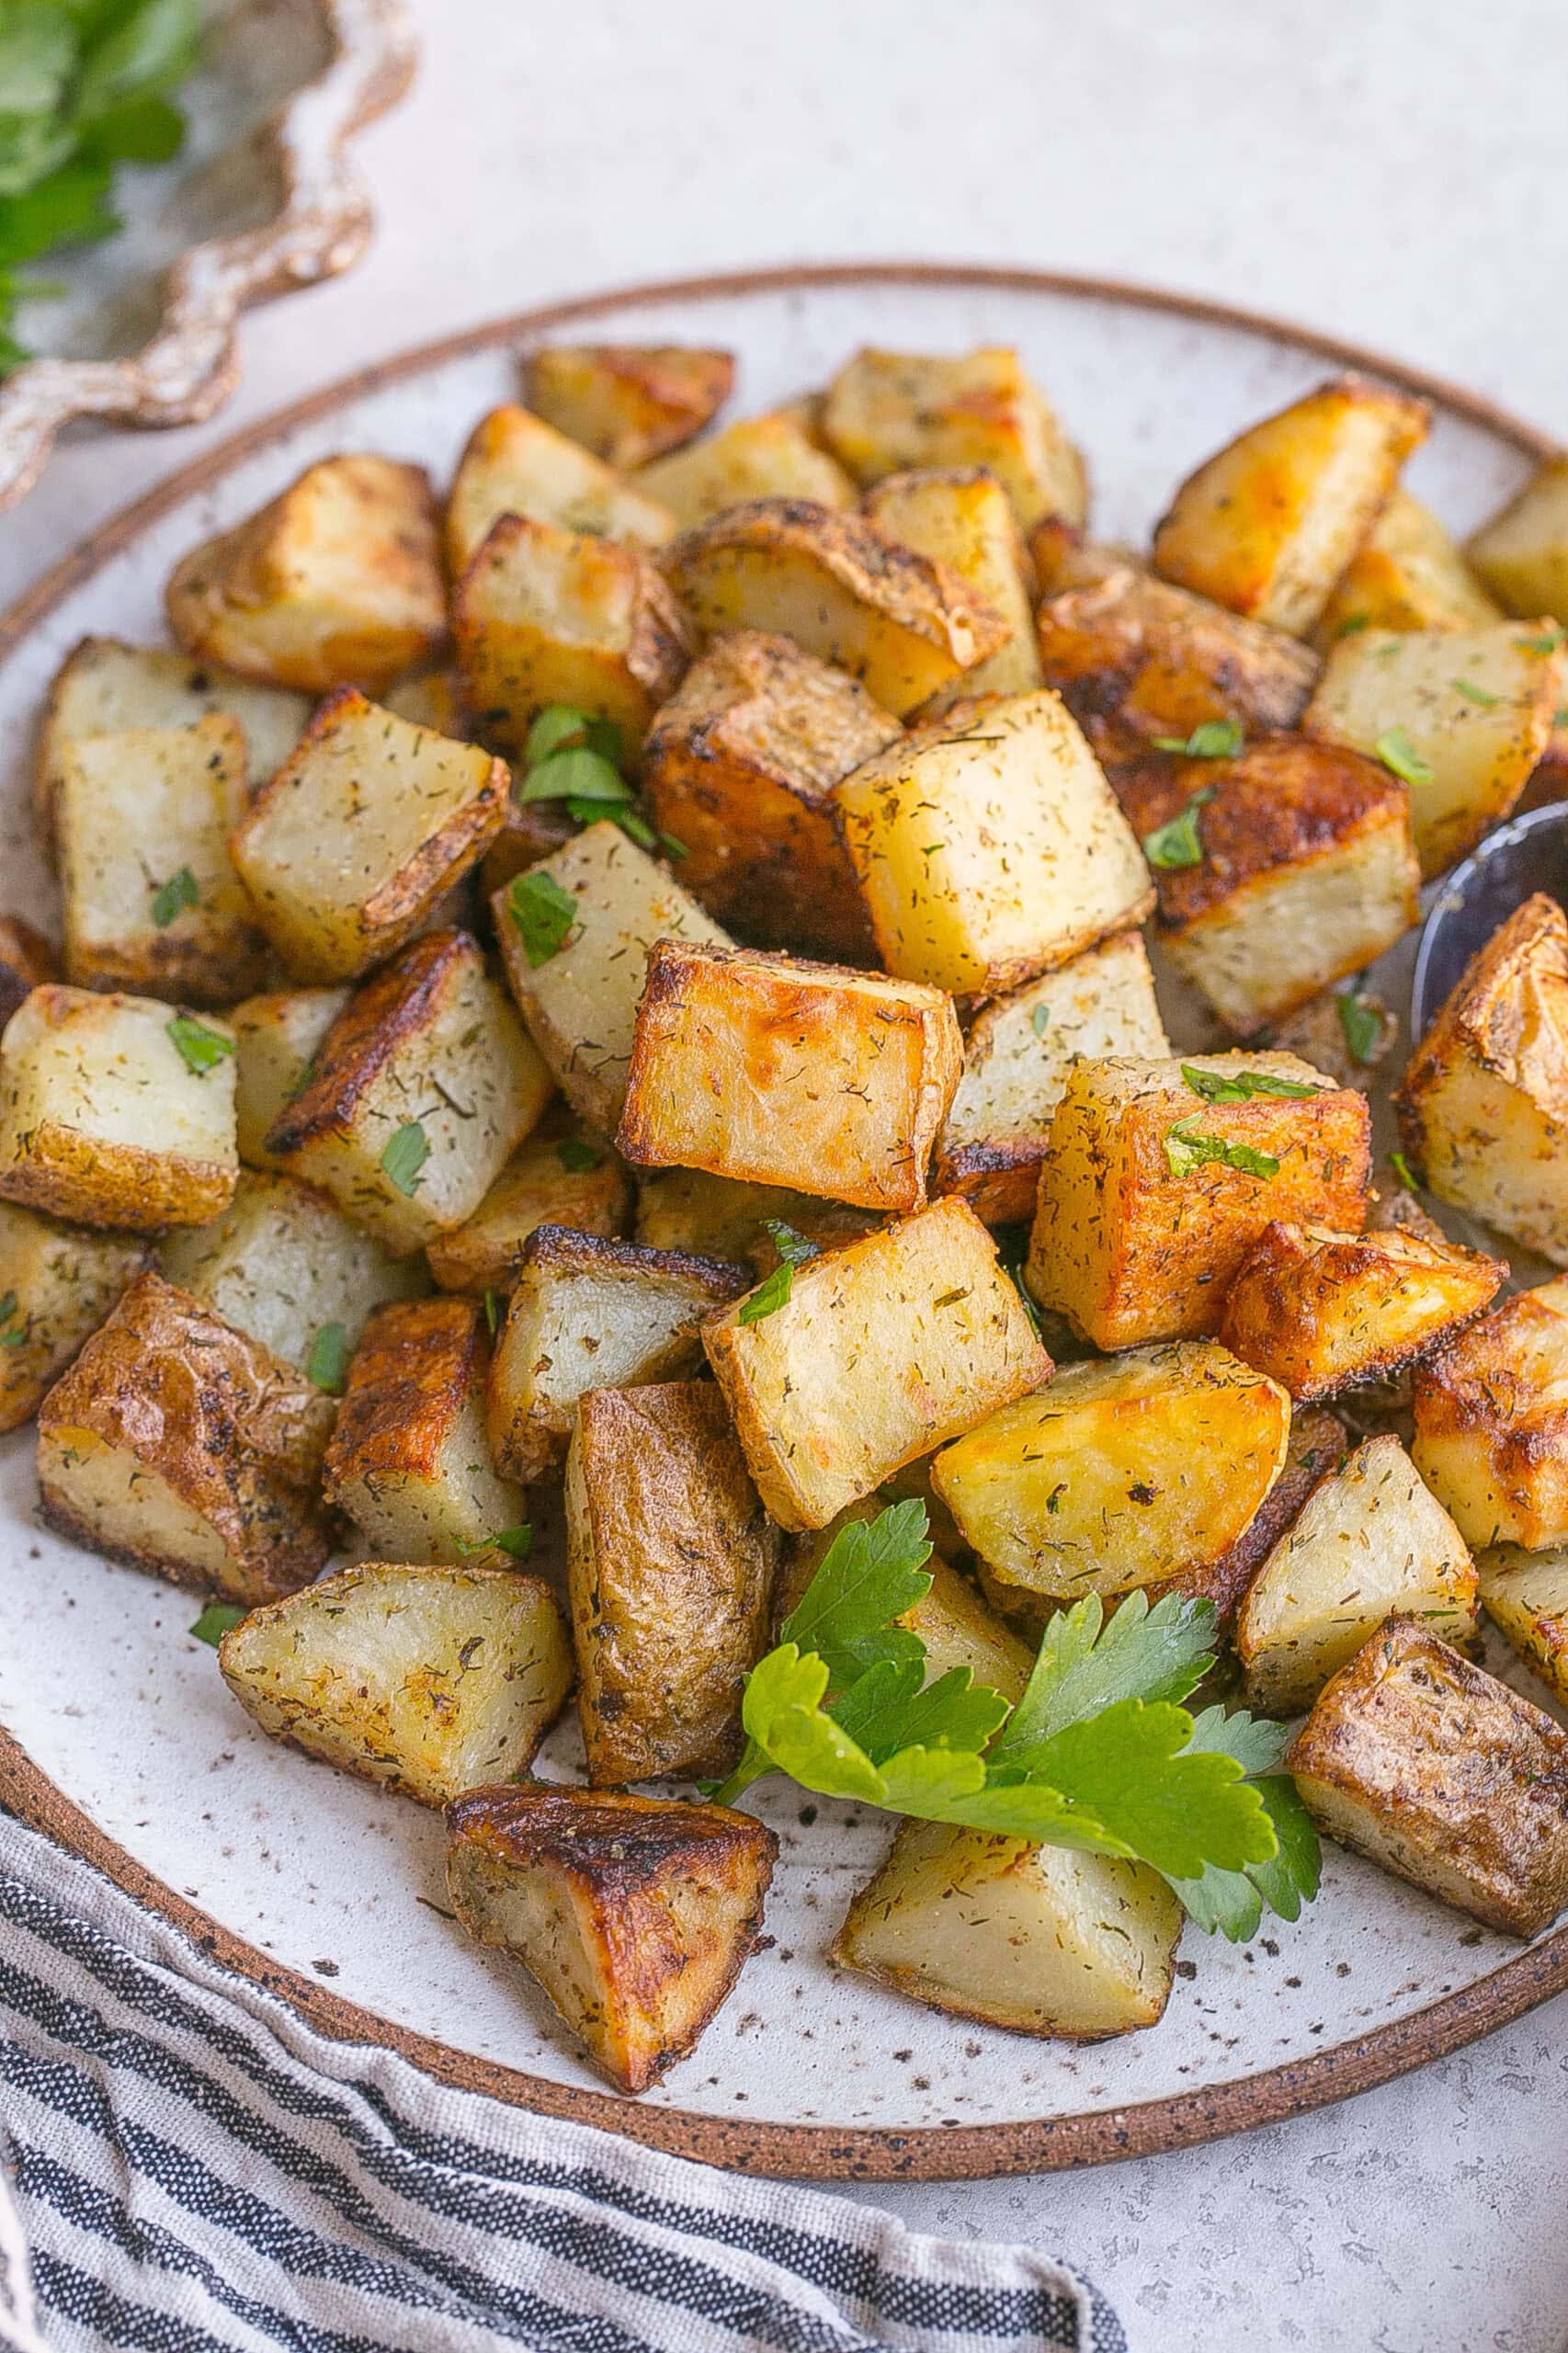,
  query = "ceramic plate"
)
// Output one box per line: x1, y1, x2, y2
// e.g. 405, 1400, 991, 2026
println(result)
1, 264, 1563, 2181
